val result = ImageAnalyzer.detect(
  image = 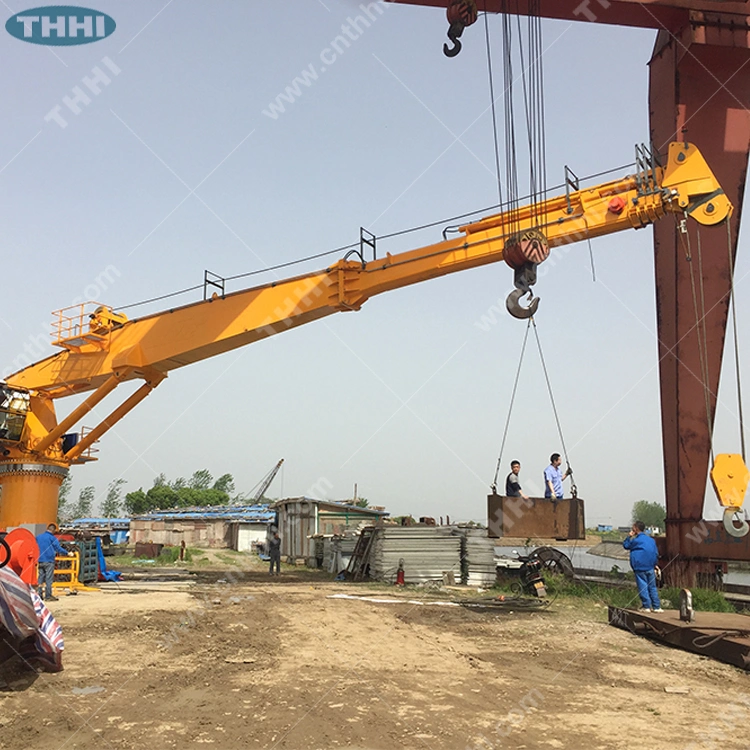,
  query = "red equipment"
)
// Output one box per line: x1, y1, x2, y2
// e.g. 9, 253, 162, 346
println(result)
2, 528, 39, 586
